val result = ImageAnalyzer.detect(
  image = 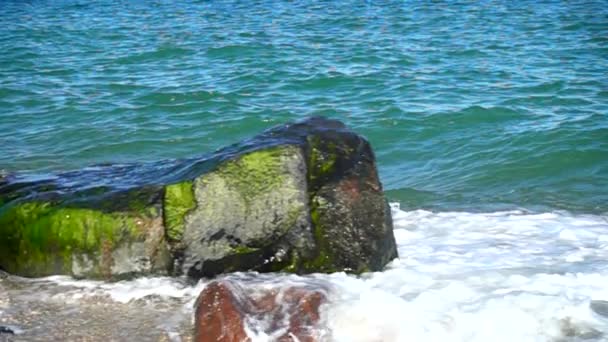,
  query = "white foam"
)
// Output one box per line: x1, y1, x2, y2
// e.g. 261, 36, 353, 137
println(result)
33, 205, 608, 341
323, 206, 608, 342
43, 275, 206, 304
